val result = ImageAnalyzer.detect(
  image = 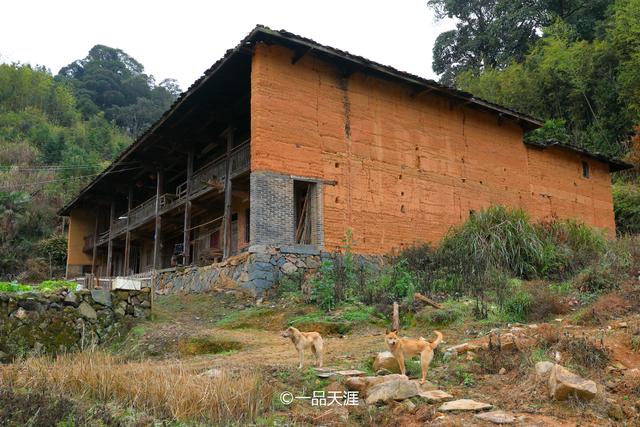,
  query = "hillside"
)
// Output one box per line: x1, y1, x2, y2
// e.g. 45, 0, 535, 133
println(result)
0, 47, 179, 280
